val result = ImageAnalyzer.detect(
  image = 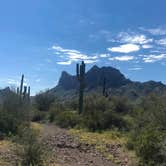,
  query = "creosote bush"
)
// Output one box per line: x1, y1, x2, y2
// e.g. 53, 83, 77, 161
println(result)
48, 94, 129, 131
128, 95, 166, 165
16, 126, 45, 166
35, 91, 55, 112
0, 91, 31, 135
